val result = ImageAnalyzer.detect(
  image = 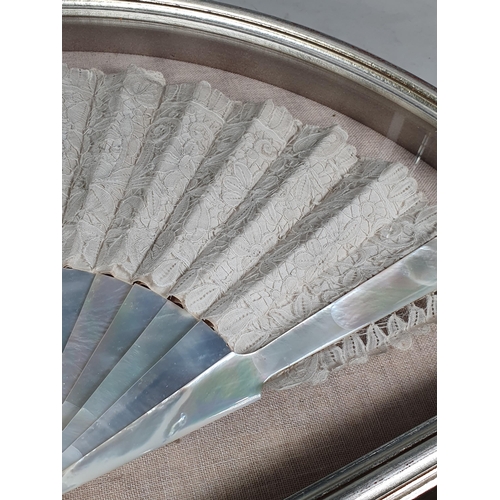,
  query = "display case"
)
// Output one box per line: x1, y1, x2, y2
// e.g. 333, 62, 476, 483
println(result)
62, 2, 437, 498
